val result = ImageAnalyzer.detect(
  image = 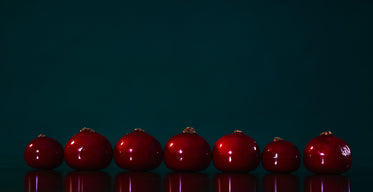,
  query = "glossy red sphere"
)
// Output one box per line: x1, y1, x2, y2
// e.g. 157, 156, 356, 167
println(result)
212, 130, 260, 172
164, 127, 211, 171
24, 170, 62, 192
164, 172, 209, 192
64, 171, 111, 192
213, 173, 258, 192
24, 135, 64, 169
64, 128, 113, 170
262, 137, 301, 173
263, 174, 299, 192
303, 131, 352, 174
114, 129, 162, 171
114, 172, 161, 192
304, 174, 351, 192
